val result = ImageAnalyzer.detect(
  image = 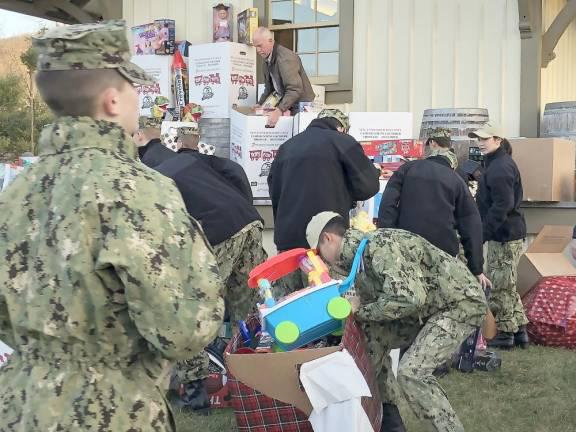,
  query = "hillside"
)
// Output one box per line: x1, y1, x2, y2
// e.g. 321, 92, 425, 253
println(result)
0, 35, 31, 78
